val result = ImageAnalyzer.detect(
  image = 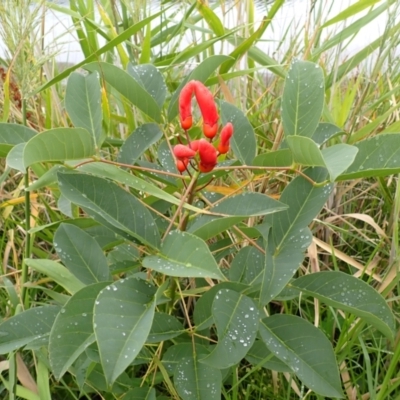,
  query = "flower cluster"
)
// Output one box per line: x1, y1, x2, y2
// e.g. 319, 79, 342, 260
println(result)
173, 80, 233, 173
